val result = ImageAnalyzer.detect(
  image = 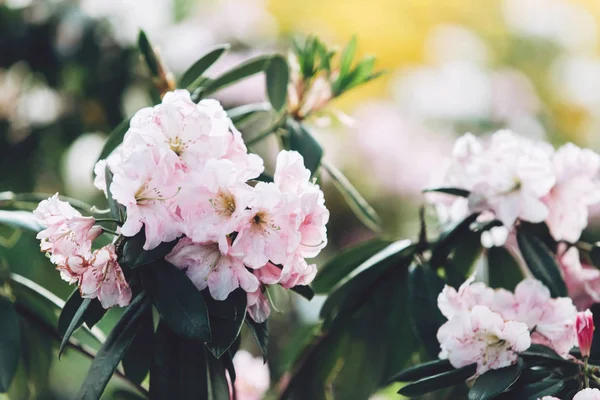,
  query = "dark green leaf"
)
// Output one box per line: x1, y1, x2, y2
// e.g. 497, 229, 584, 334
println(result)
398, 364, 476, 397
19, 318, 53, 398
388, 359, 453, 383
408, 263, 446, 359
322, 160, 381, 232
287, 119, 323, 177
202, 55, 272, 96
205, 347, 230, 399
76, 293, 150, 400
313, 238, 392, 294
520, 368, 552, 383
521, 344, 574, 365
58, 290, 85, 338
180, 44, 230, 89
431, 213, 480, 268
514, 377, 563, 399
222, 351, 236, 384
138, 30, 160, 77
468, 358, 524, 400
122, 305, 154, 385
150, 323, 180, 398
121, 229, 179, 268
290, 285, 314, 300
0, 210, 42, 232
83, 299, 107, 329
487, 247, 524, 292
97, 118, 131, 164
265, 55, 289, 111
179, 338, 209, 399
590, 244, 600, 268
0, 296, 20, 392
105, 167, 126, 223
245, 319, 268, 361
204, 289, 247, 358
142, 260, 211, 342
517, 231, 567, 297
59, 297, 91, 357
423, 187, 471, 197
